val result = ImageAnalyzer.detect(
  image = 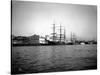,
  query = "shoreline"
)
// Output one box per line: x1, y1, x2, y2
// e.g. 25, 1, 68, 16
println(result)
12, 43, 97, 46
